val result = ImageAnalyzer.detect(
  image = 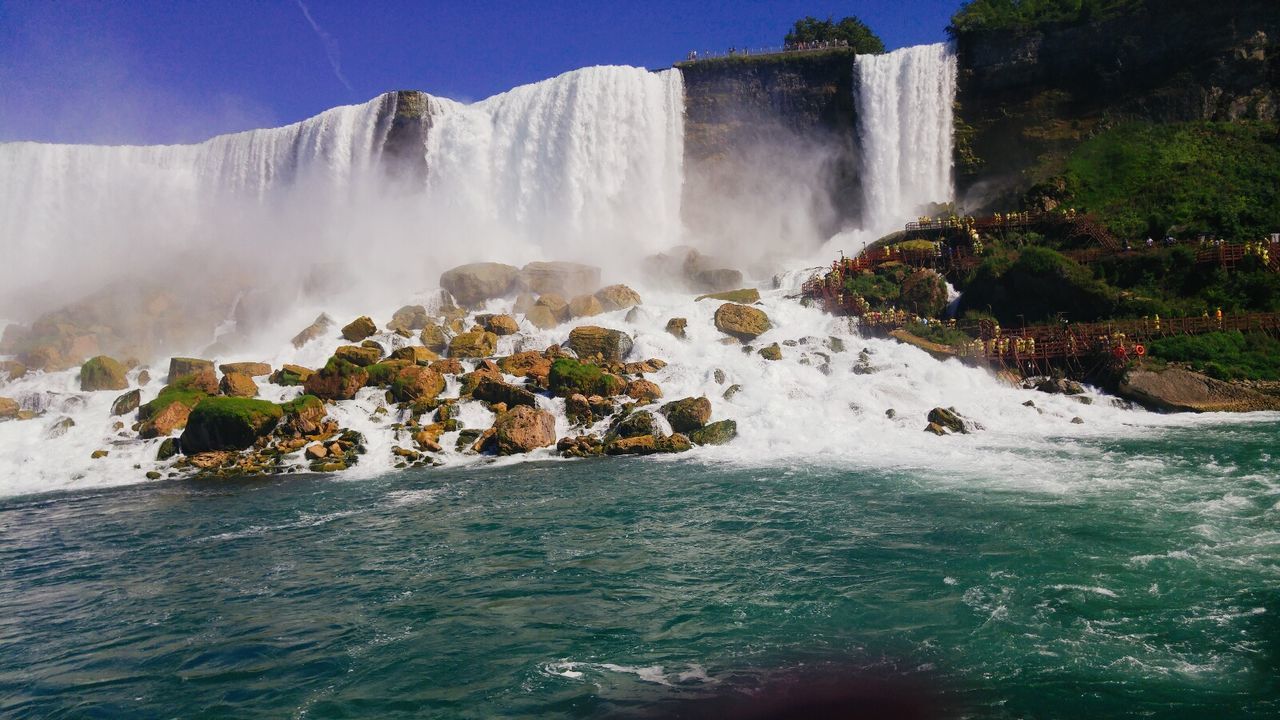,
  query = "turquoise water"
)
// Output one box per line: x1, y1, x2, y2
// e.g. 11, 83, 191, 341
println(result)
1, 422, 1277, 718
